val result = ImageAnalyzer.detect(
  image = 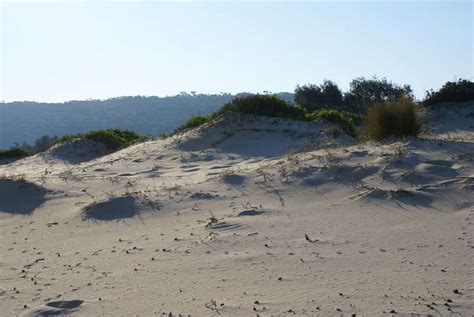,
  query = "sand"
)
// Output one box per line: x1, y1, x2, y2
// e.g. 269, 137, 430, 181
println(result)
0, 105, 473, 316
